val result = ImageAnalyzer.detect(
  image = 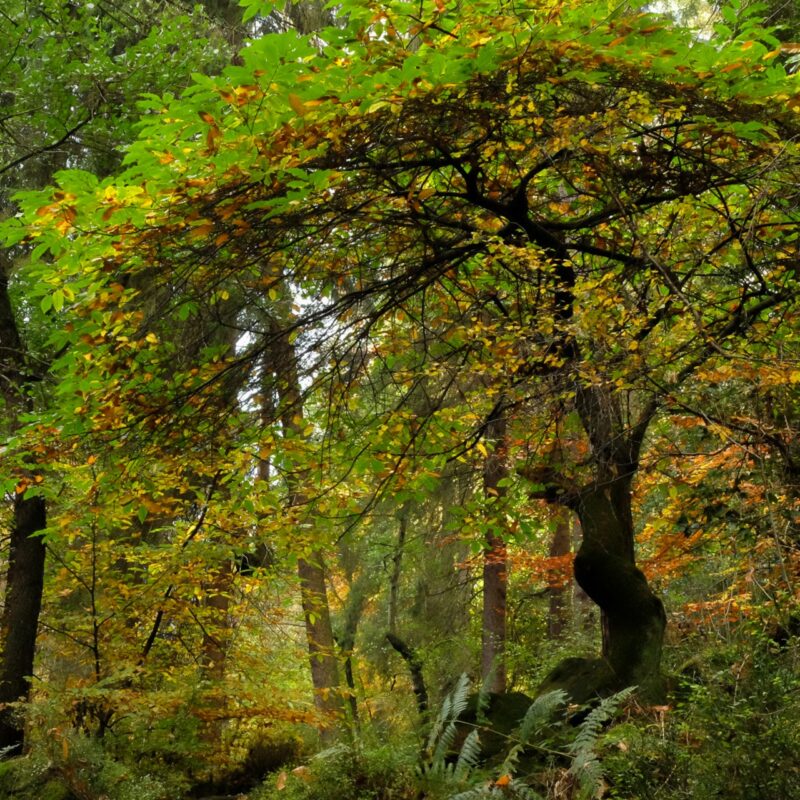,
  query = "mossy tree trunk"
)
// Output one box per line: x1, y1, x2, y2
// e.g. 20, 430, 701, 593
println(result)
573, 482, 666, 695
531, 385, 665, 700
571, 384, 666, 697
